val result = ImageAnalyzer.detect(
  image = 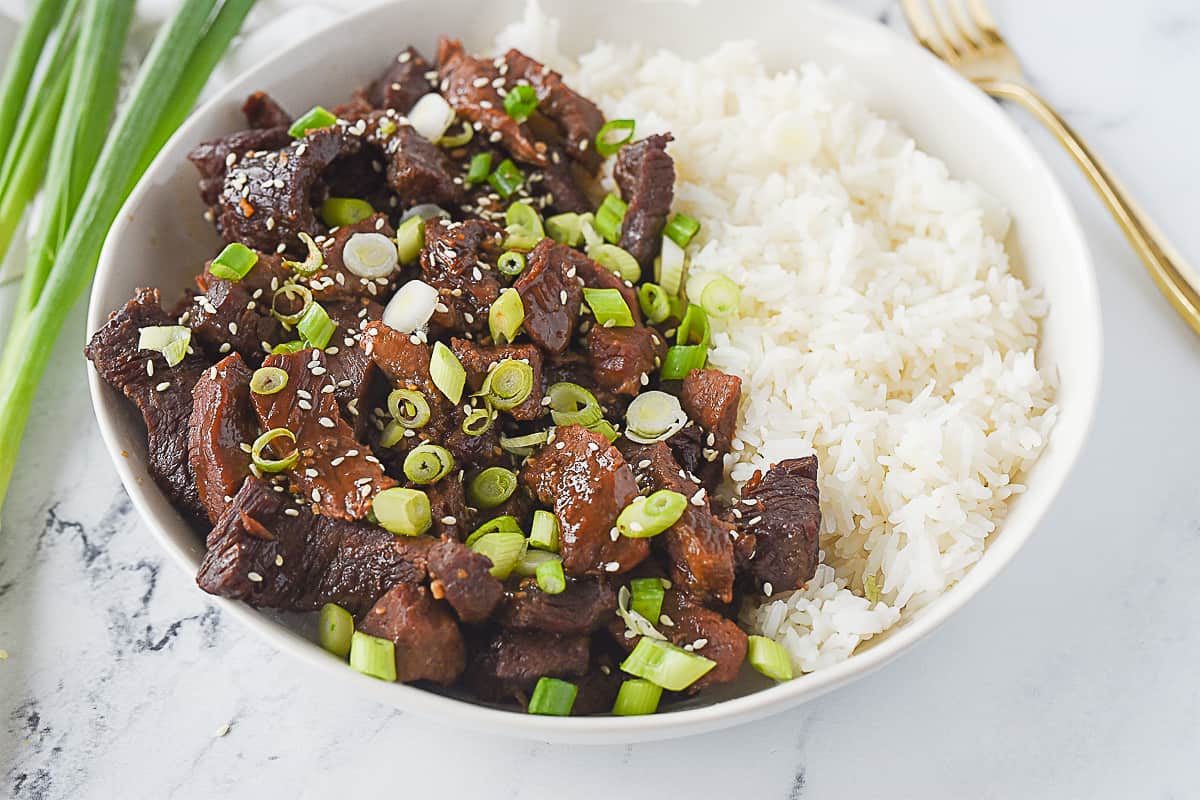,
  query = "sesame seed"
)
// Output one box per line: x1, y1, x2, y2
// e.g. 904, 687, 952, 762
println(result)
145, 360, 154, 376
155, 381, 171, 392
609, 527, 619, 541
659, 614, 674, 626
311, 488, 322, 503
691, 488, 706, 506
304, 468, 319, 478
275, 555, 284, 566
748, 516, 762, 526
298, 400, 313, 411
330, 457, 345, 466
604, 561, 620, 572
219, 342, 232, 354
215, 723, 231, 737
317, 416, 335, 428
247, 571, 263, 583
284, 508, 300, 517
311, 366, 327, 375
440, 515, 457, 525
560, 290, 568, 305
763, 582, 774, 597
